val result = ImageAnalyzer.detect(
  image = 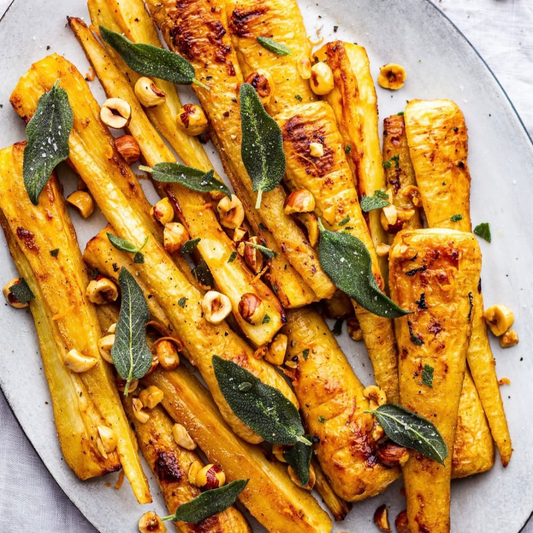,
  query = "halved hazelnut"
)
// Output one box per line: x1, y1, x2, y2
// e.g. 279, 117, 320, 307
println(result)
196, 464, 226, 490
377, 441, 410, 468
134, 77, 166, 108
164, 222, 189, 254
500, 329, 519, 348
238, 293, 265, 325
153, 338, 181, 370
98, 334, 115, 364
347, 316, 363, 341
114, 135, 141, 165
151, 198, 175, 226
217, 194, 245, 229
265, 333, 288, 366
484, 304, 514, 337
63, 349, 98, 373
284, 189, 315, 215
242, 237, 264, 273
295, 212, 319, 247
86, 277, 119, 305
363, 385, 387, 410
378, 63, 407, 90
132, 398, 150, 423
245, 70, 274, 106
188, 461, 203, 485
138, 511, 167, 533
176, 103, 209, 136
3, 278, 29, 309
172, 423, 197, 450
202, 290, 232, 324
97, 425, 118, 455
67, 190, 95, 219
373, 504, 392, 532
139, 386, 164, 409
100, 97, 131, 129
